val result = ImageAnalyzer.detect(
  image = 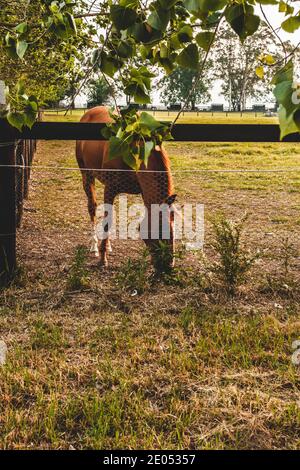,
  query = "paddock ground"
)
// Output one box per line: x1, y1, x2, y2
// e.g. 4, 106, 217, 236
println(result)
0, 138, 300, 450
